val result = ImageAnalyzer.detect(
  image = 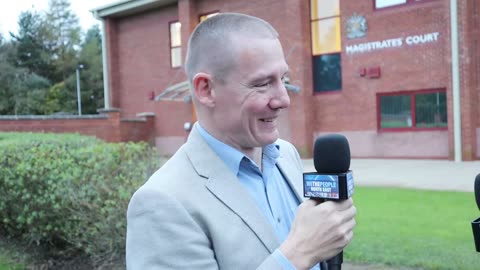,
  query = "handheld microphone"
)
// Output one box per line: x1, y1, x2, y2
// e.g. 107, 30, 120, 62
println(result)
303, 134, 354, 270
472, 173, 480, 252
